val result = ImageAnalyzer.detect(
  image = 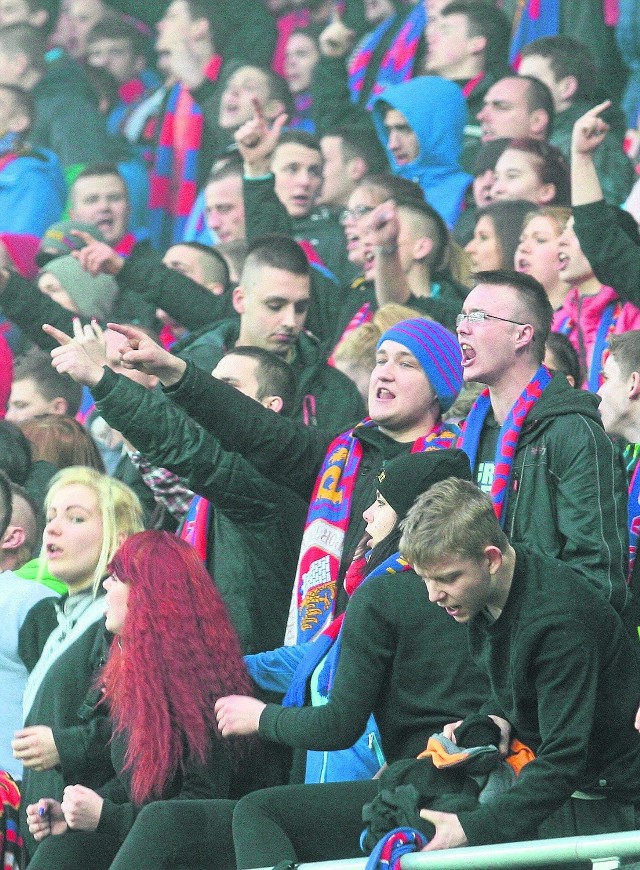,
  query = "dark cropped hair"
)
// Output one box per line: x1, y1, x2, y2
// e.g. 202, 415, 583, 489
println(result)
86, 18, 146, 55
517, 75, 555, 133
223, 346, 297, 415
506, 137, 570, 205
520, 36, 597, 102
0, 469, 12, 540
13, 354, 83, 417
441, 1, 511, 72
473, 268, 553, 360
244, 234, 310, 278
275, 129, 322, 155
323, 124, 389, 174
